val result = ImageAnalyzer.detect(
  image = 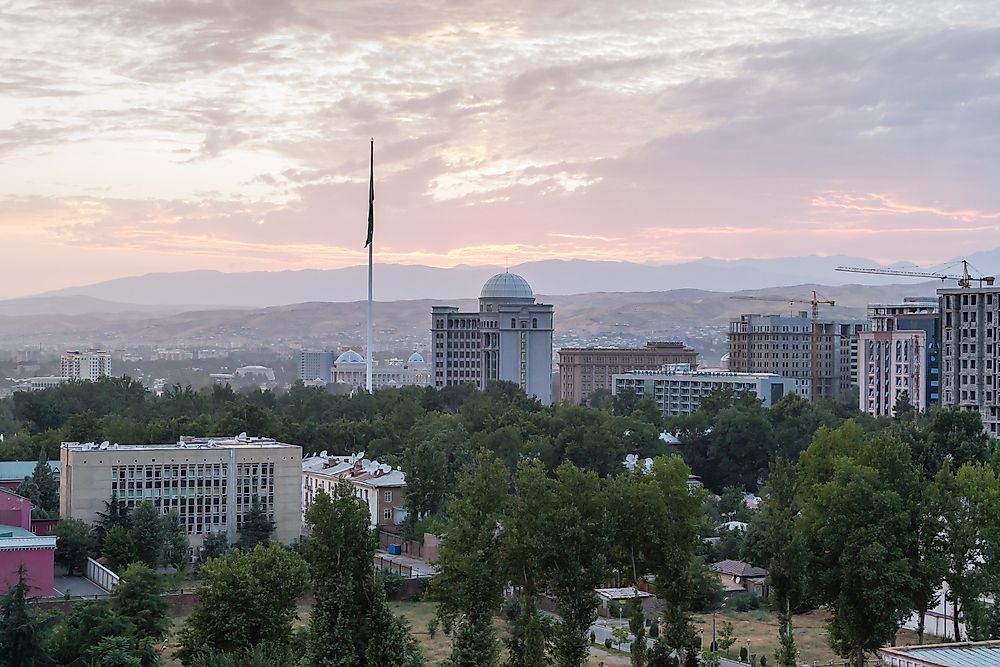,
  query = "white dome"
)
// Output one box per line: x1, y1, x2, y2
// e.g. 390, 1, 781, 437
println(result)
480, 272, 534, 300
335, 350, 366, 364
407, 352, 425, 364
